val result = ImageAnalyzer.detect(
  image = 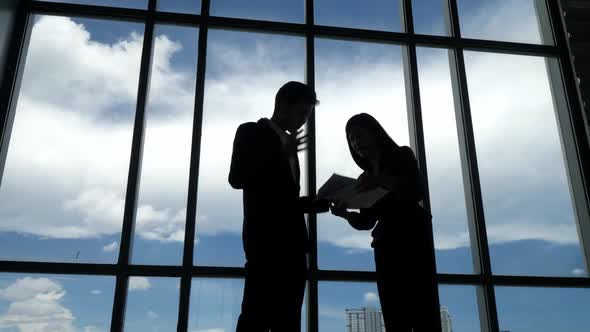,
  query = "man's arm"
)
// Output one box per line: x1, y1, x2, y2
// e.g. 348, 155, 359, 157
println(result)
298, 197, 330, 214
228, 123, 260, 190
